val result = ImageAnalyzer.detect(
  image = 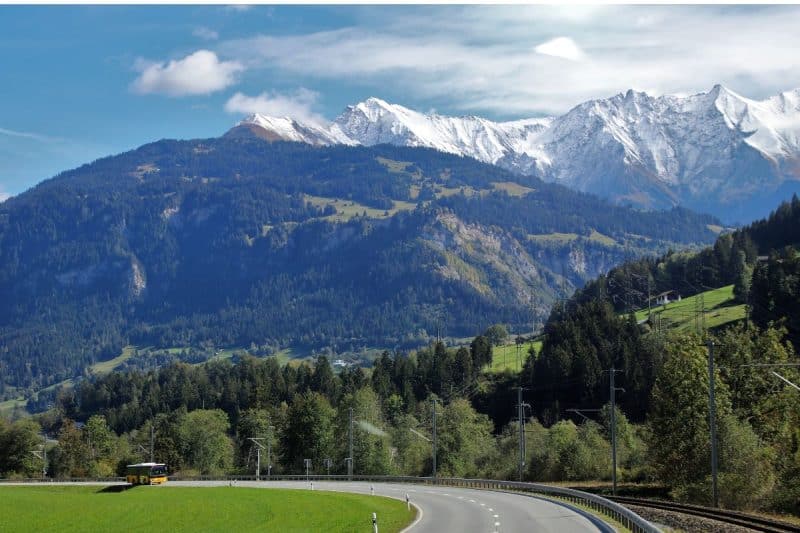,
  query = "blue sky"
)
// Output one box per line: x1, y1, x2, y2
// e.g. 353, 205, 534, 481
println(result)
2, 4, 800, 199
